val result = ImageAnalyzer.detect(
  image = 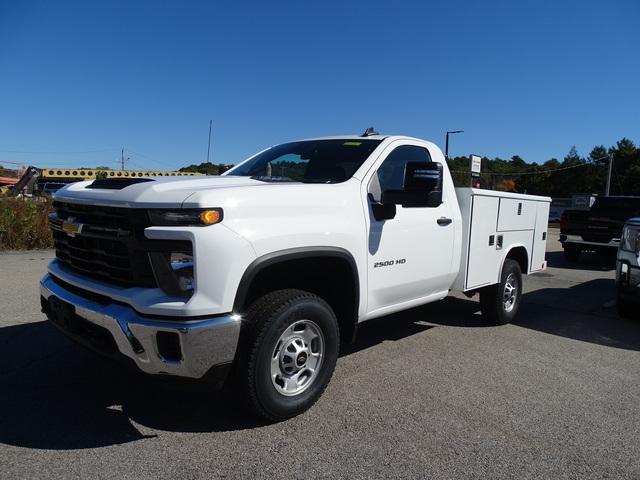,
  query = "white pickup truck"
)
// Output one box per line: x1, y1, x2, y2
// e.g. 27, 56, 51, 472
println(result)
41, 132, 550, 420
